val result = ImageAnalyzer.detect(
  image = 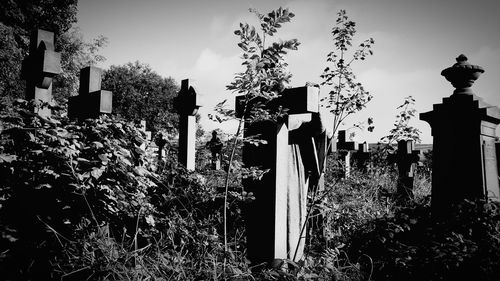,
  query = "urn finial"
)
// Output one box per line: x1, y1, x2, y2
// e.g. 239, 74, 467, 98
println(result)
441, 54, 484, 95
